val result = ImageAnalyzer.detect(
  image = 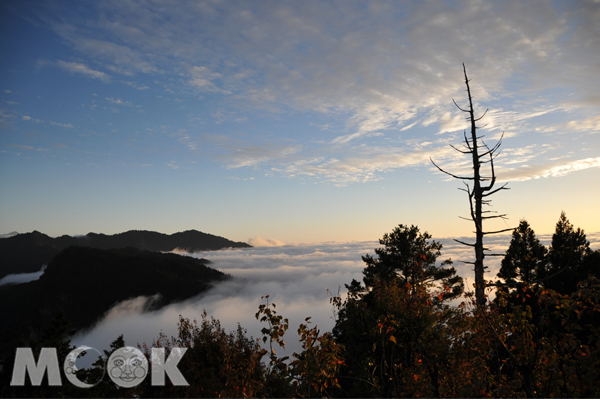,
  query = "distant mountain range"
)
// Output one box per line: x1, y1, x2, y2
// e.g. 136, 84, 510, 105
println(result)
0, 229, 251, 279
